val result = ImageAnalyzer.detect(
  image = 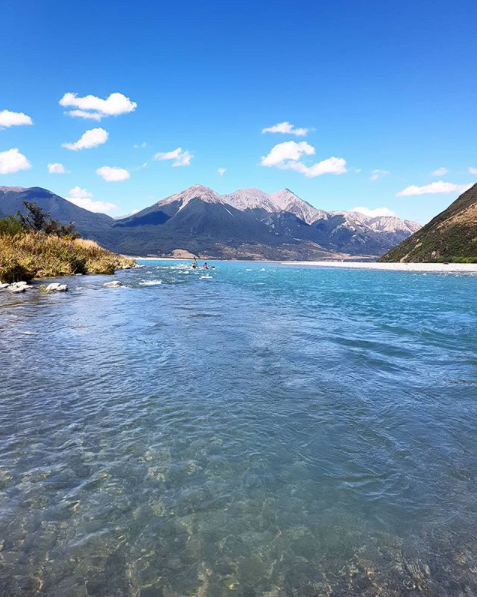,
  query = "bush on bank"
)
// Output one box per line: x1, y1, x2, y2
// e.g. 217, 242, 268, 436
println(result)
0, 205, 134, 283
